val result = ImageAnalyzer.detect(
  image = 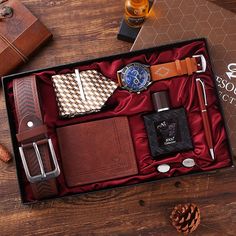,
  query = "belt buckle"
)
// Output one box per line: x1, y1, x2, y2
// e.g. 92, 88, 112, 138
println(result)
193, 54, 207, 73
19, 138, 60, 183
